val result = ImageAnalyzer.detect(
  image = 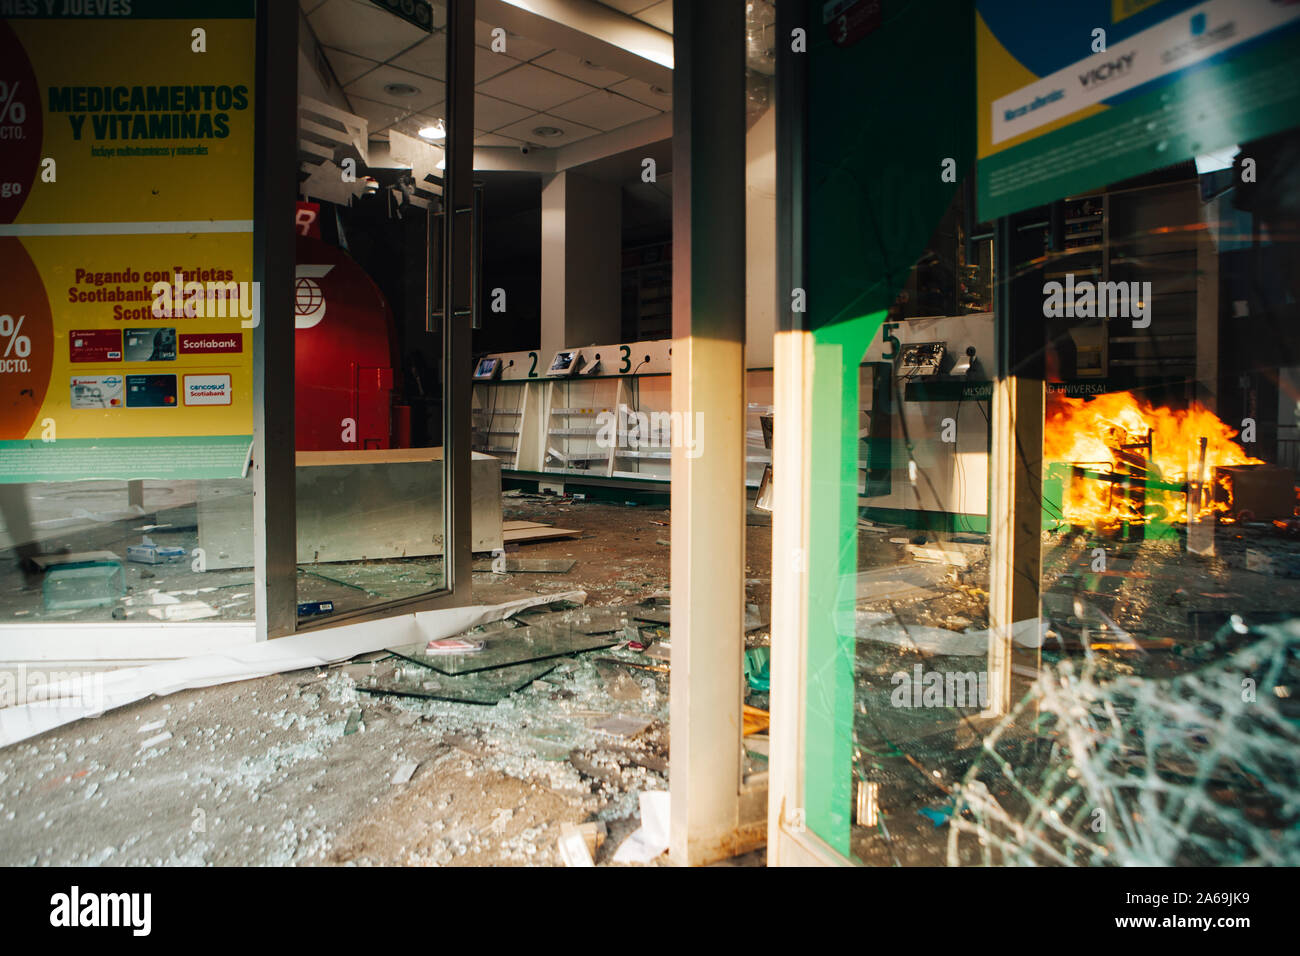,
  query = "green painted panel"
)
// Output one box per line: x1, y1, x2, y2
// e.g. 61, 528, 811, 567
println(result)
0, 434, 251, 482
803, 0, 976, 859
